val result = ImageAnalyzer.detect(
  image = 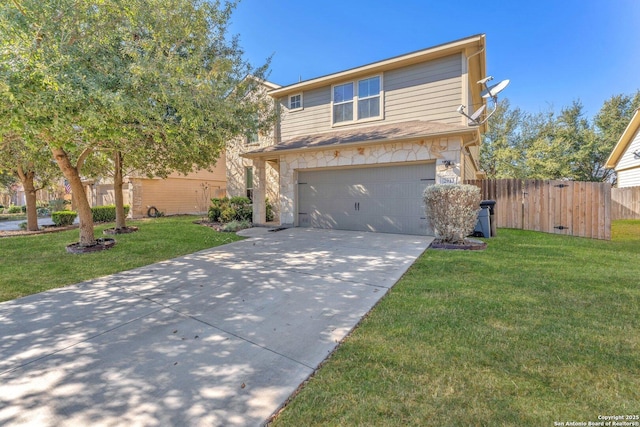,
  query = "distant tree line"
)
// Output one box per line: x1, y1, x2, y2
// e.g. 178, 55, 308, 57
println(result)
481, 91, 640, 183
